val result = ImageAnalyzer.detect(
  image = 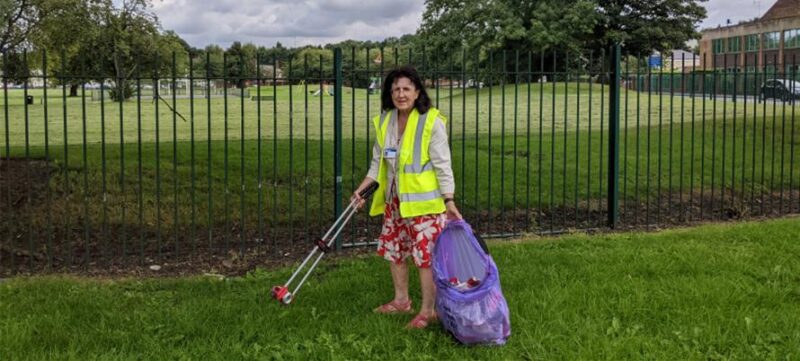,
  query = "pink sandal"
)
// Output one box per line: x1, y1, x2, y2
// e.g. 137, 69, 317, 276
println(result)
374, 299, 413, 314
405, 312, 438, 329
